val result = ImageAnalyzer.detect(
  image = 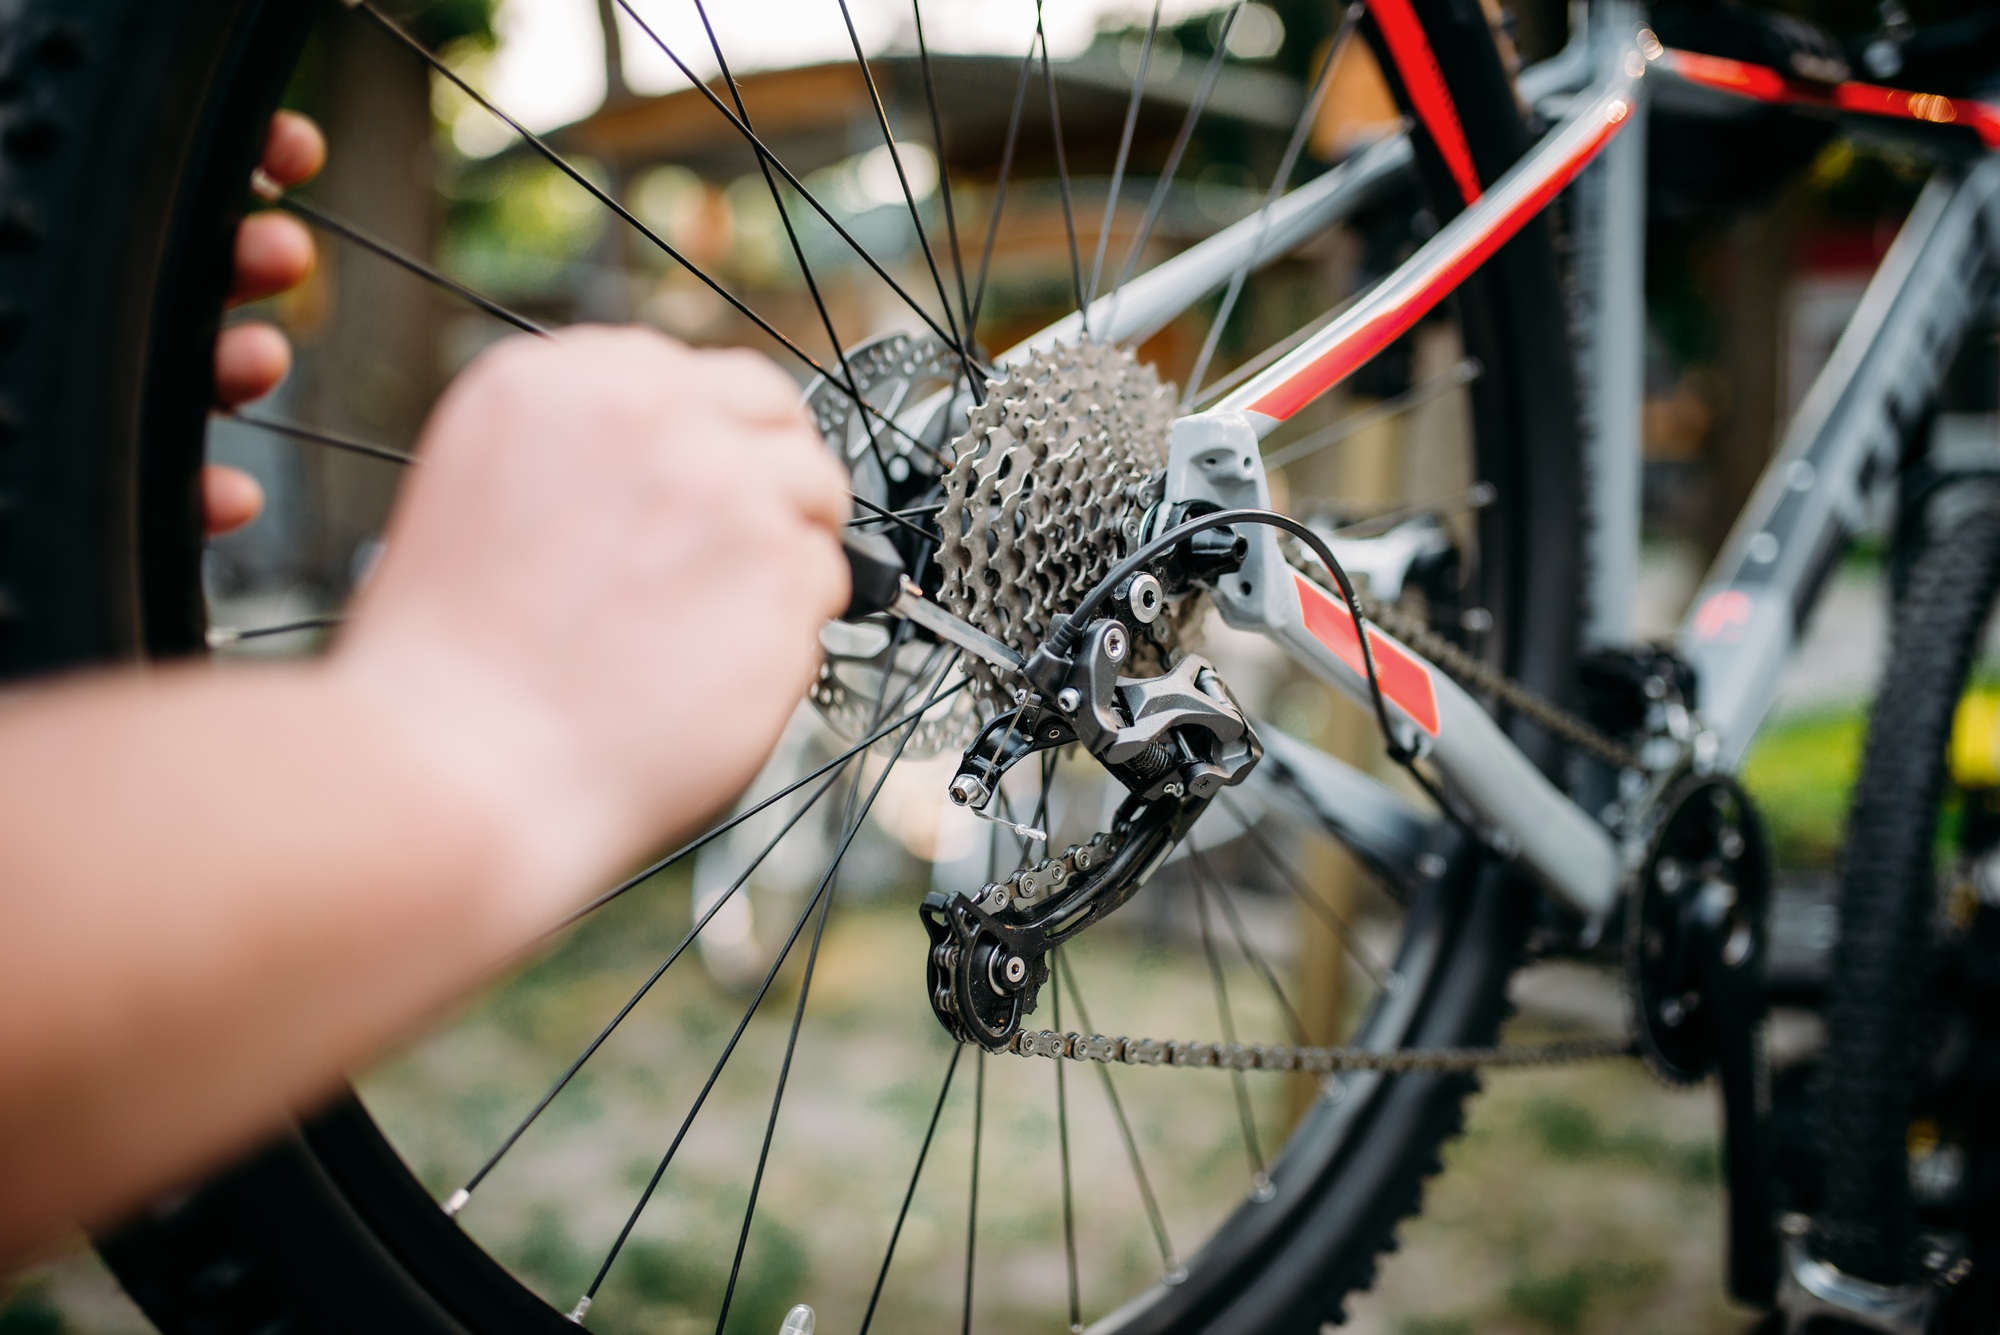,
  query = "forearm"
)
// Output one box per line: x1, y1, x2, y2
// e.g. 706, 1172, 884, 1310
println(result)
0, 663, 574, 1258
